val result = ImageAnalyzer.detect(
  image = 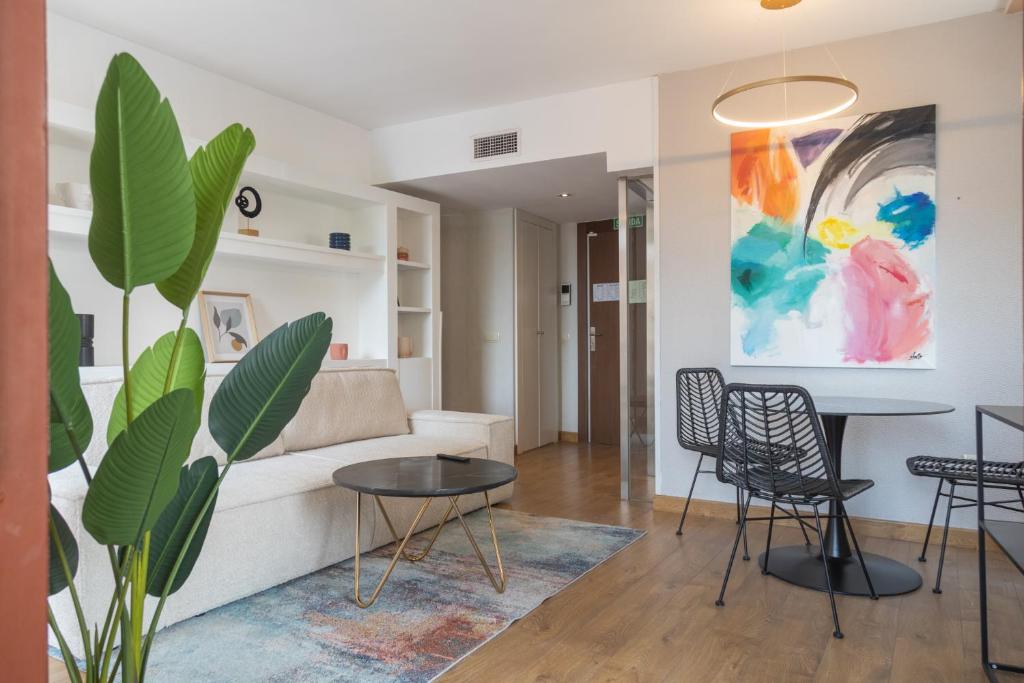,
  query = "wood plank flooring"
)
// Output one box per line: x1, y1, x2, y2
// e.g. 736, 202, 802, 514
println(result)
443, 442, 1024, 682
48, 442, 1023, 682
